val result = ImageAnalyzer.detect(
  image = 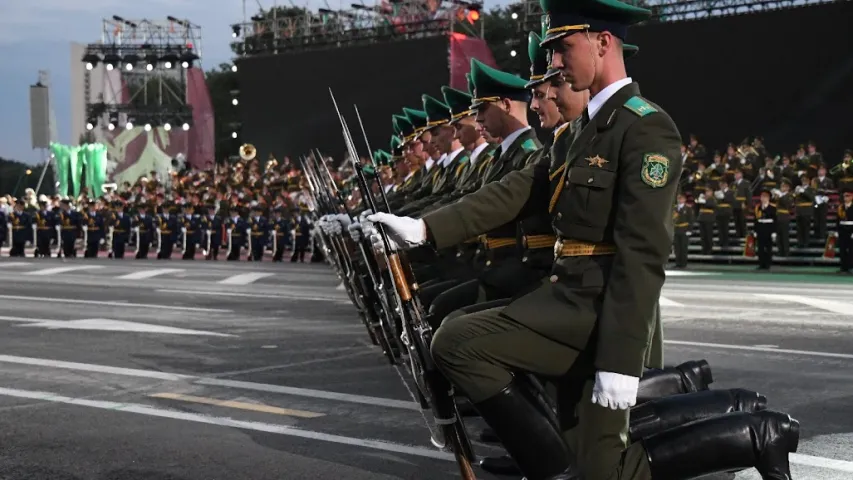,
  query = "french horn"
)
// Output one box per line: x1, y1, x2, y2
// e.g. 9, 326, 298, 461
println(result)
239, 143, 257, 161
